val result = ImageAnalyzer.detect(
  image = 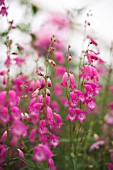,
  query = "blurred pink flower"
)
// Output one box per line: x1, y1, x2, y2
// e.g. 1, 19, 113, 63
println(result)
49, 12, 71, 29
